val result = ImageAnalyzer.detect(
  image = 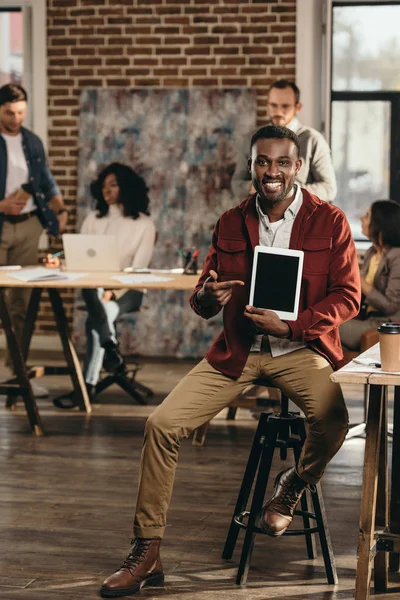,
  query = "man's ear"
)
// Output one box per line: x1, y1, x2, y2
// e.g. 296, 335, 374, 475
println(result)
295, 101, 303, 114
295, 158, 303, 175
247, 157, 252, 173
